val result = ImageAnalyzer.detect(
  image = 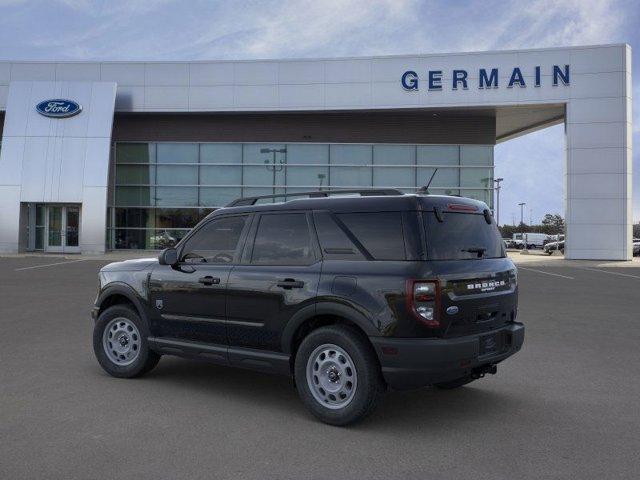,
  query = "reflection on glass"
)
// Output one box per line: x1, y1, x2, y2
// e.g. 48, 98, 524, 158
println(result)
48, 207, 62, 246
66, 207, 80, 247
